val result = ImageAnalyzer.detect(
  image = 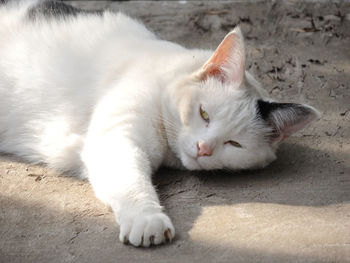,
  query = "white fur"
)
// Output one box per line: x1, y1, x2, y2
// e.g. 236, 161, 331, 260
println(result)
0, 1, 319, 247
